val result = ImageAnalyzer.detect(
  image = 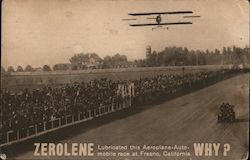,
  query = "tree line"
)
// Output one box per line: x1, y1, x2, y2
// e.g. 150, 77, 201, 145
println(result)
135, 46, 249, 67
2, 46, 249, 74
2, 65, 53, 74
1, 53, 133, 73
